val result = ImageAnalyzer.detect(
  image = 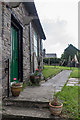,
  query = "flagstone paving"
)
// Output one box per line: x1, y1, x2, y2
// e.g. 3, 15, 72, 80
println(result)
9, 70, 72, 102
66, 78, 80, 86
